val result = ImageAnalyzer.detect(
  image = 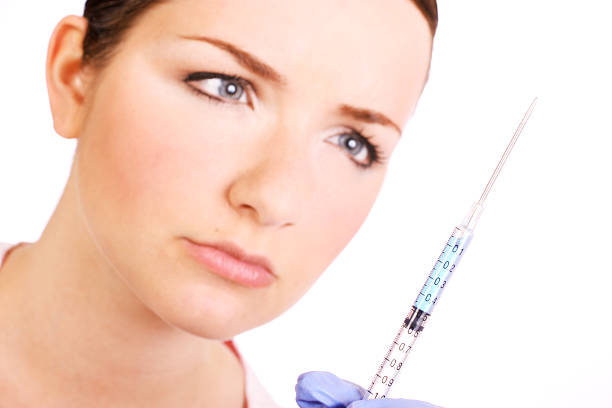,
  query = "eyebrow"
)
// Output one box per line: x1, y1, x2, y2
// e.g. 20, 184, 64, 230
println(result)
179, 34, 402, 136
338, 105, 402, 136
179, 34, 287, 85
